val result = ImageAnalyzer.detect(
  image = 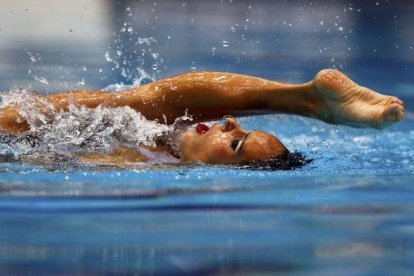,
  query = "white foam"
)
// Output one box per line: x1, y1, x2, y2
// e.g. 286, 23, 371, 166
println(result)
0, 89, 192, 162
103, 69, 154, 92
